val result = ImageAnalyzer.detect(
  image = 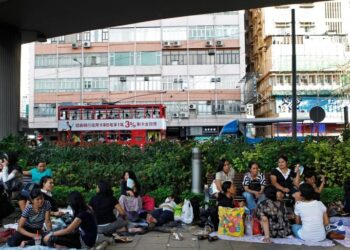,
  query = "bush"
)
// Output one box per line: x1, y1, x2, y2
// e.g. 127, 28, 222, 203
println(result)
320, 187, 344, 205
